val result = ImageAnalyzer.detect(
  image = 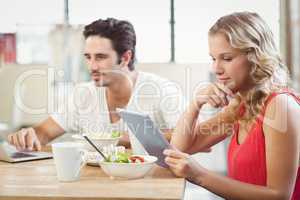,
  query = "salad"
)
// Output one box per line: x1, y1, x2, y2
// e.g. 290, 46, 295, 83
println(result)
111, 130, 121, 138
107, 152, 145, 163
85, 131, 121, 139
